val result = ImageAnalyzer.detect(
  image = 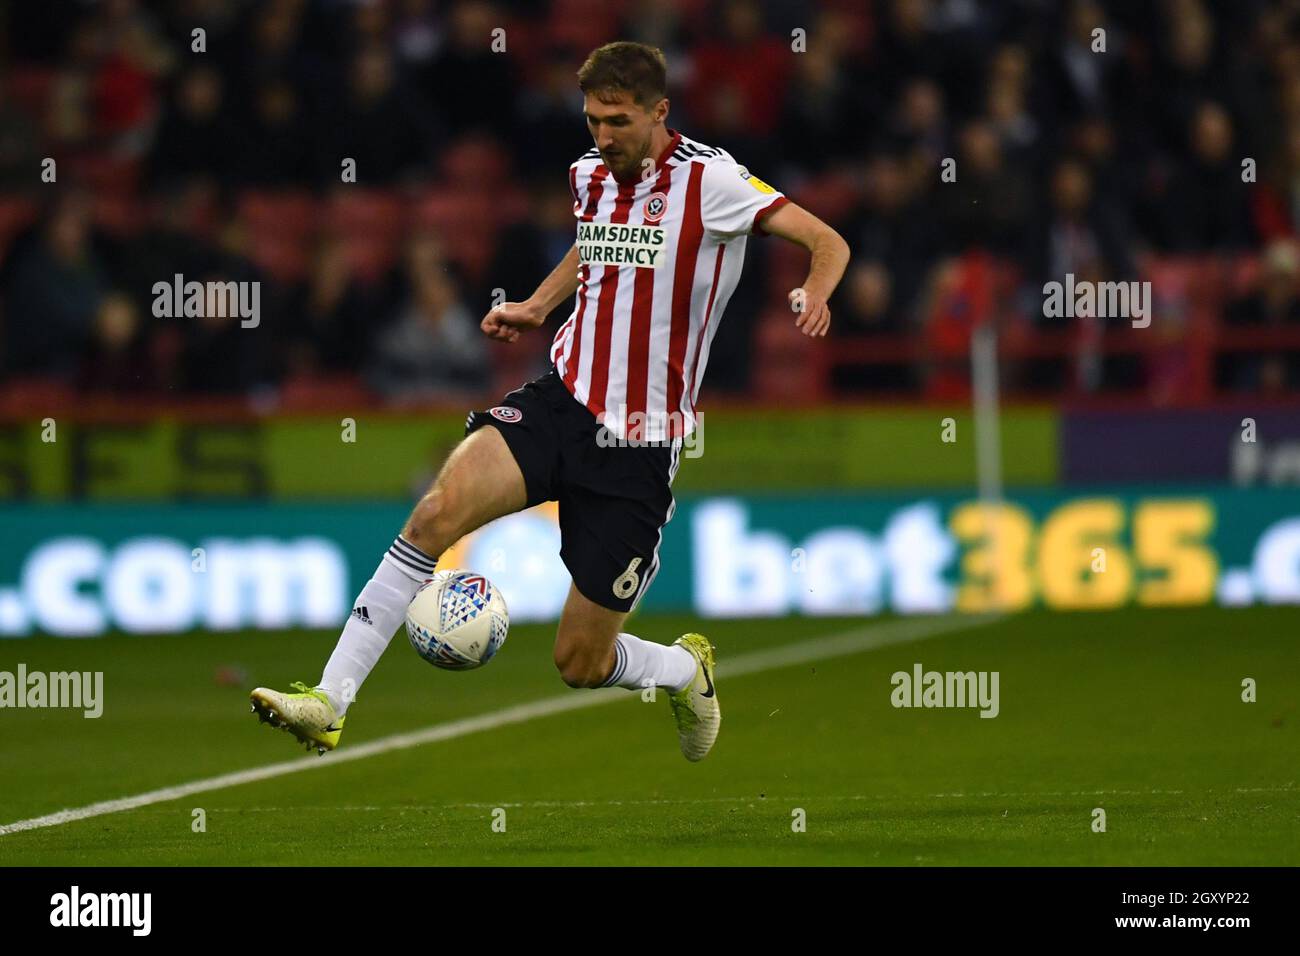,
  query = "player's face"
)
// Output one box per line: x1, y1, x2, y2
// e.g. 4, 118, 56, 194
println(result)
584, 91, 665, 180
